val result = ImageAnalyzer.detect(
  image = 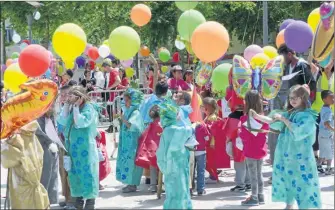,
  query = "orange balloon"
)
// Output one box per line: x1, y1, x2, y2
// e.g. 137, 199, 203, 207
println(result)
276, 30, 285, 48
6, 59, 13, 67
191, 21, 230, 63
140, 46, 150, 57
130, 4, 151, 27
